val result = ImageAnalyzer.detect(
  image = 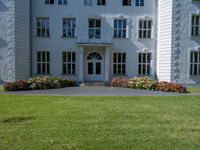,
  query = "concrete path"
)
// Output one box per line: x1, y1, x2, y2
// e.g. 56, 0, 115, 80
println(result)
0, 86, 200, 96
